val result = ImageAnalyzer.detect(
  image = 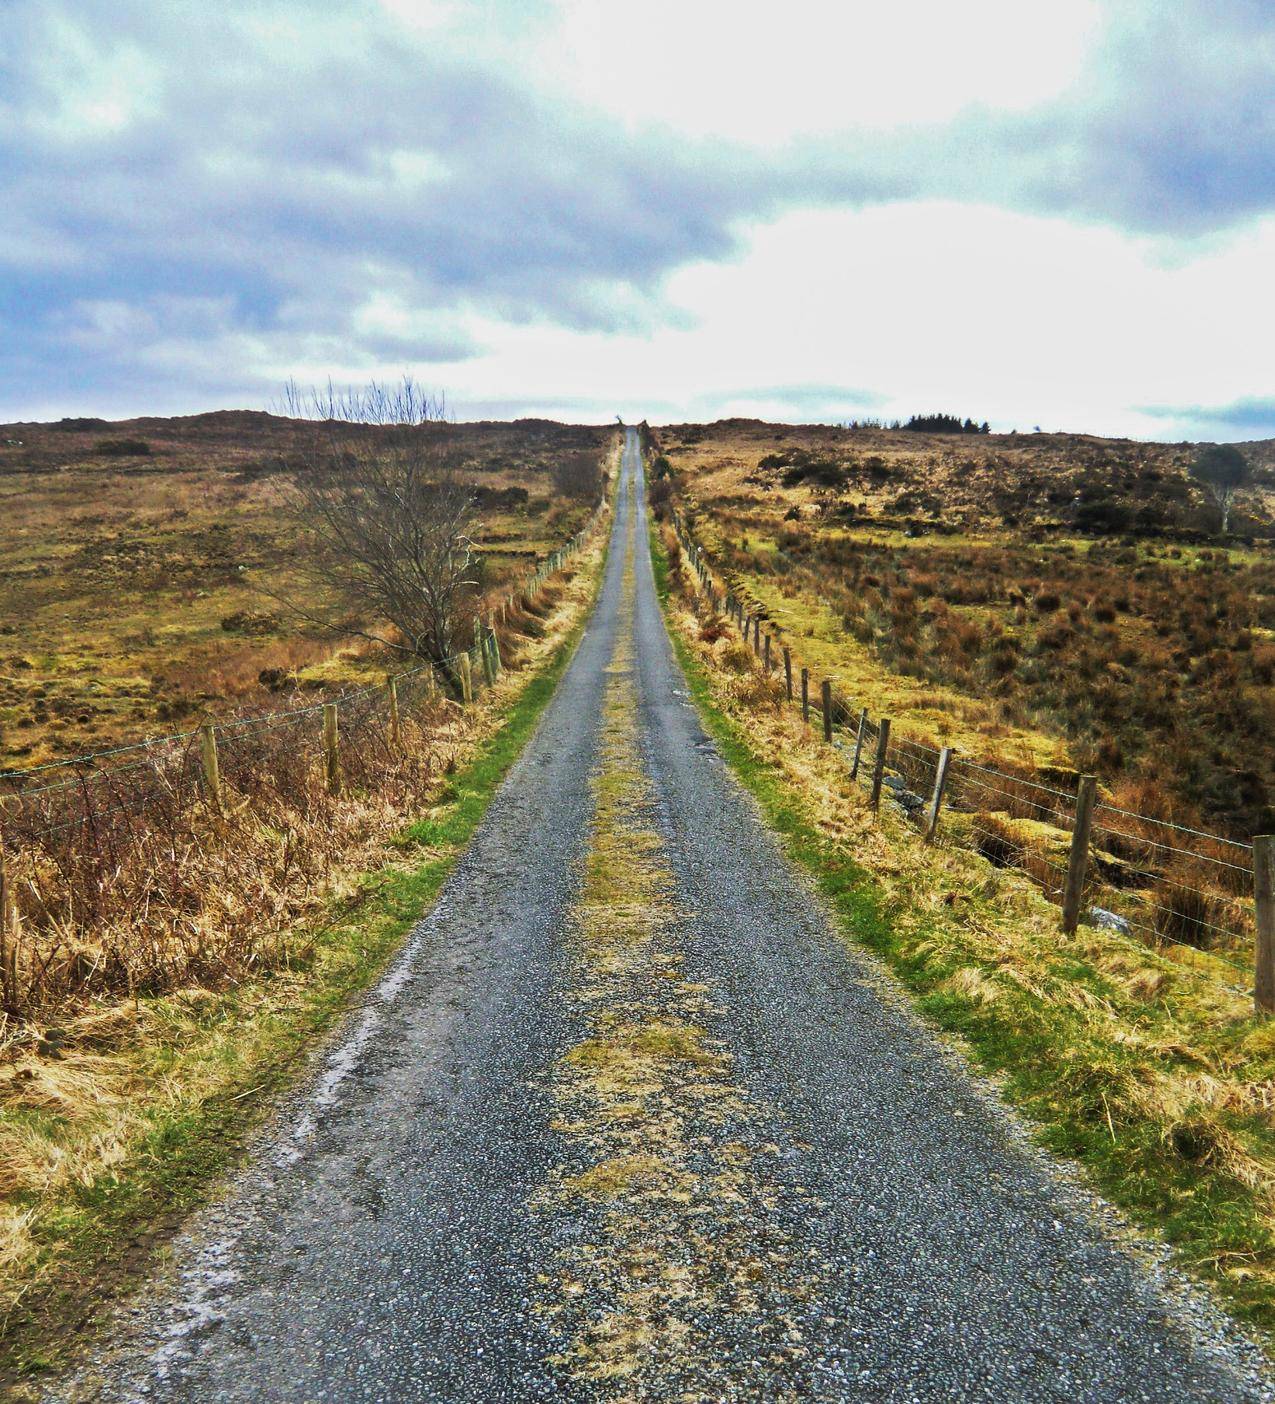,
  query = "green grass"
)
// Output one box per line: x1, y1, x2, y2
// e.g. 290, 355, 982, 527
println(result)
1, 571, 601, 1388
649, 522, 1275, 1349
